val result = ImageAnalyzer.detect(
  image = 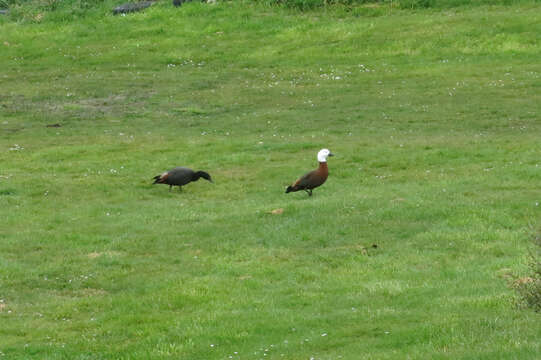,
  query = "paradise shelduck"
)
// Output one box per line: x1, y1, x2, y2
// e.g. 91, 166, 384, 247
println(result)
152, 167, 213, 191
285, 148, 334, 196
